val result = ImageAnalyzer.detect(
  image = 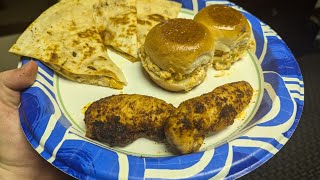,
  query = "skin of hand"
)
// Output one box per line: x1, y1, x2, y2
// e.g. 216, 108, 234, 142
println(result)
0, 61, 74, 180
